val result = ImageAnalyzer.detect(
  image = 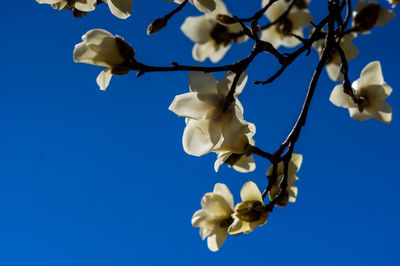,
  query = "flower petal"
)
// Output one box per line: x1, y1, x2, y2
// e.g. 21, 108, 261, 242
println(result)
227, 219, 251, 235
370, 101, 392, 124
192, 42, 216, 62
182, 119, 221, 156
375, 7, 396, 27
260, 27, 283, 48
348, 107, 372, 122
201, 193, 232, 217
169, 92, 218, 120
181, 16, 213, 44
358, 61, 384, 88
96, 68, 113, 91
189, 71, 218, 94
217, 71, 248, 98
290, 9, 313, 28
329, 84, 356, 108
264, 0, 287, 21
213, 183, 234, 210
193, 0, 216, 13
240, 181, 262, 202
209, 44, 231, 63
207, 227, 228, 252
232, 155, 256, 173
214, 152, 231, 172
106, 0, 132, 19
